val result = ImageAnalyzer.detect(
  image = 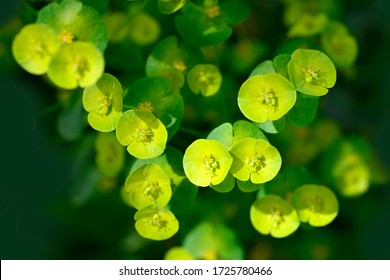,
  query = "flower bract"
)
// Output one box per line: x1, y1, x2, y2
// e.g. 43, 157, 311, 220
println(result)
238, 73, 296, 123
183, 139, 233, 187
116, 109, 168, 159
250, 195, 300, 238
12, 23, 61, 75
125, 163, 172, 210
230, 138, 282, 184
291, 184, 339, 227
83, 73, 123, 132
288, 48, 336, 96
134, 205, 179, 241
